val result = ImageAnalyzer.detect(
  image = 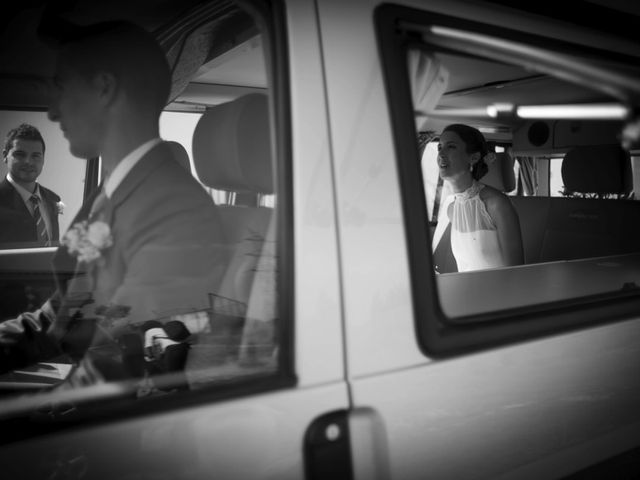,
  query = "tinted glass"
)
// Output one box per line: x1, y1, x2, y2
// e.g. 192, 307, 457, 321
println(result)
0, 1, 285, 414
